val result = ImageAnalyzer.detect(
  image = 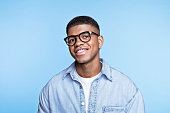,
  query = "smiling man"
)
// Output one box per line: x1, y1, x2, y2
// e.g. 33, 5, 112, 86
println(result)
38, 16, 145, 113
